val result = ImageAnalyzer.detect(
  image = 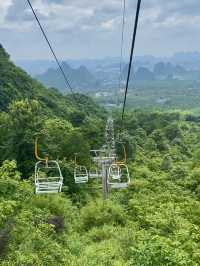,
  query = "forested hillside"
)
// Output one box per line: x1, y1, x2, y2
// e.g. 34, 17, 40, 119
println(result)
0, 45, 200, 265
0, 44, 105, 175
